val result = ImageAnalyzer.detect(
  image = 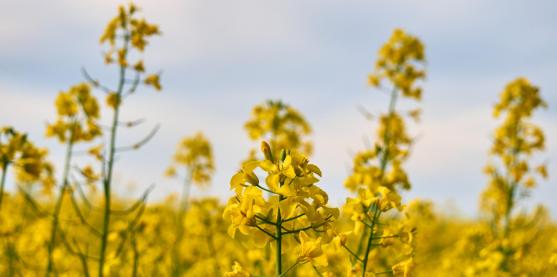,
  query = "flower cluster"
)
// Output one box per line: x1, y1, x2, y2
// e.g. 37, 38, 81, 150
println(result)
340, 28, 425, 276
99, 2, 162, 101
3, 3, 557, 277
244, 100, 312, 159
166, 132, 215, 186
224, 141, 338, 274
0, 127, 55, 193
368, 28, 426, 100
45, 83, 102, 143
476, 78, 548, 274
481, 78, 547, 223
166, 133, 216, 275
